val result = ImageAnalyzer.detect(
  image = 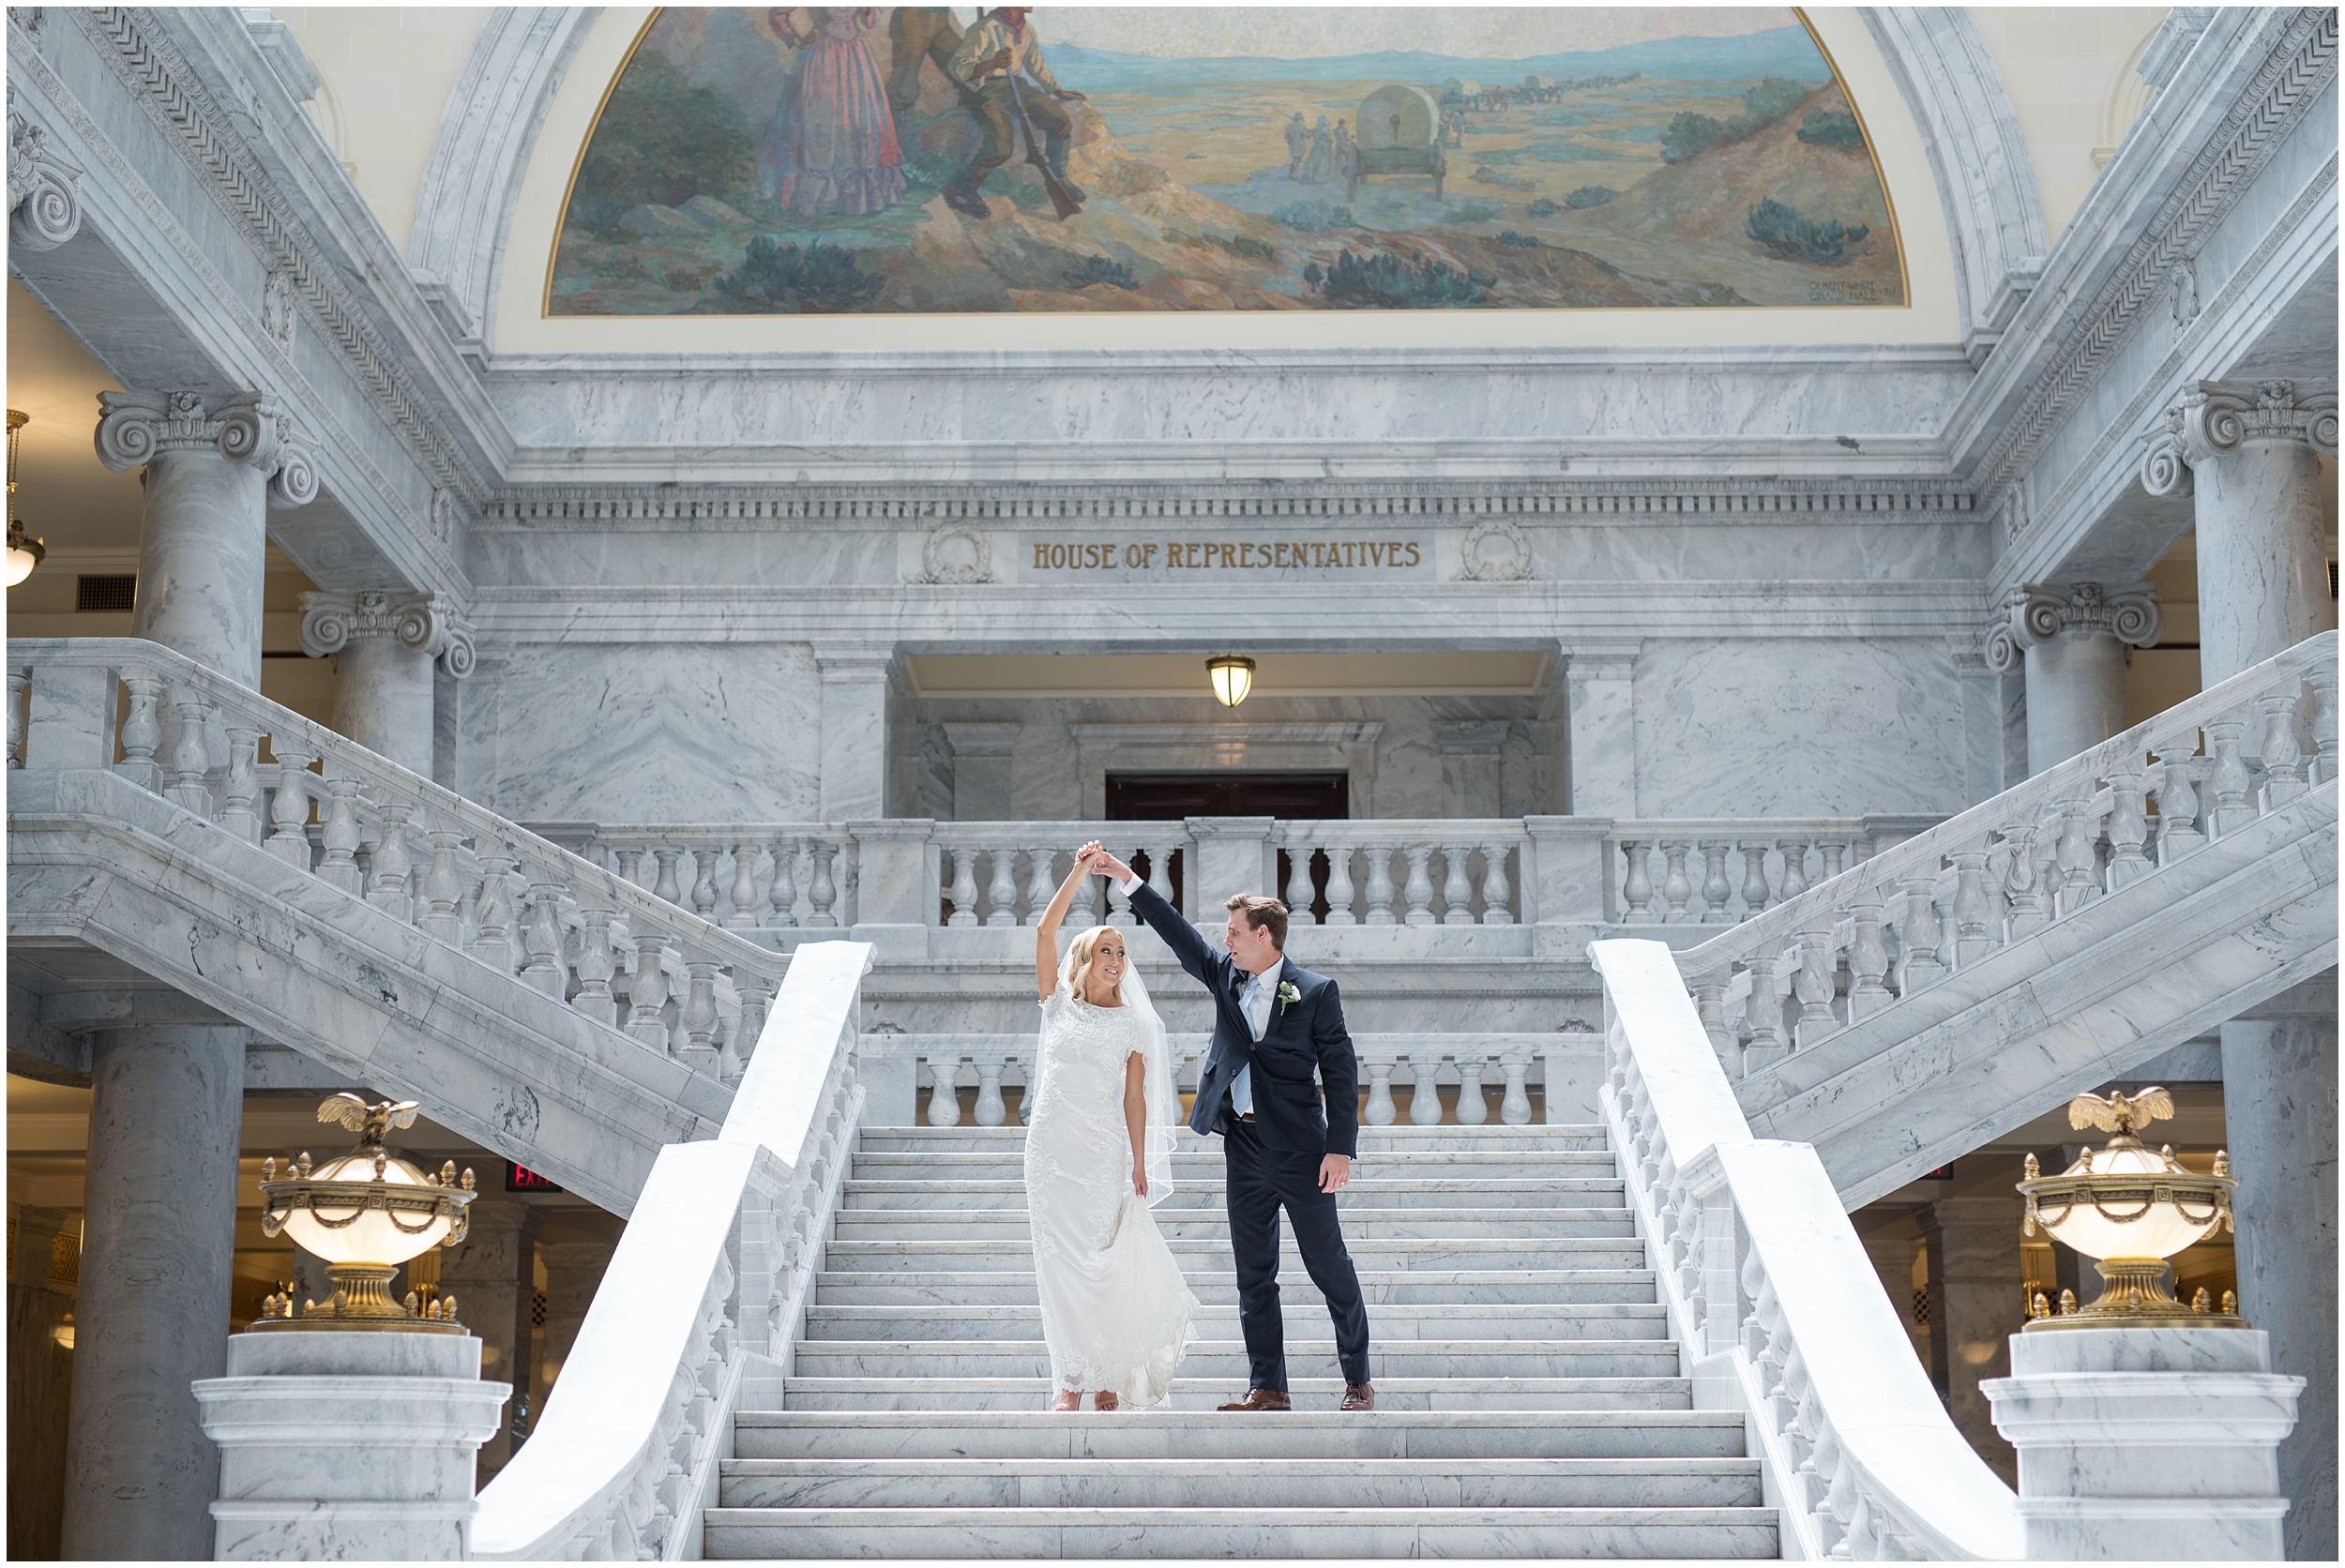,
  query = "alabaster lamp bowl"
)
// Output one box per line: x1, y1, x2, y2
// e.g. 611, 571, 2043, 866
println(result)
2018, 1086, 2244, 1331
251, 1094, 477, 1334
